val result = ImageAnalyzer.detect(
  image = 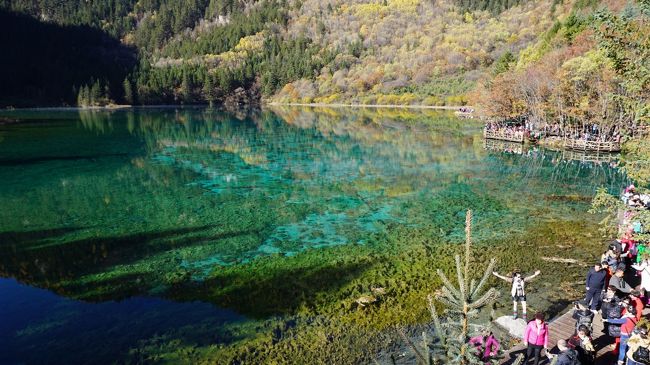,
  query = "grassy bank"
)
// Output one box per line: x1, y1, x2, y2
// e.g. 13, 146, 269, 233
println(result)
266, 102, 468, 110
